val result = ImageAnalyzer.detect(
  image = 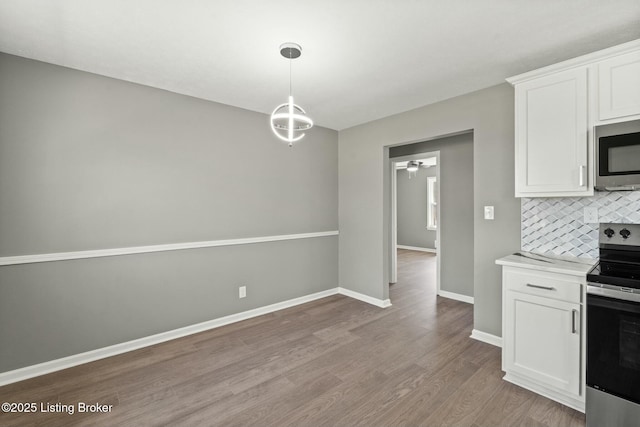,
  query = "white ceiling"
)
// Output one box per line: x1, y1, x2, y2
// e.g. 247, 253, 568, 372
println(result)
0, 1, 639, 130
